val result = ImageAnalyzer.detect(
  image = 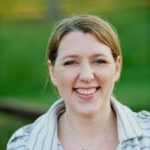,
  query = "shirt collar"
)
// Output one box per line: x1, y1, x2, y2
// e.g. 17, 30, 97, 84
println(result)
111, 96, 143, 143
43, 97, 143, 149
